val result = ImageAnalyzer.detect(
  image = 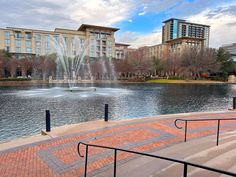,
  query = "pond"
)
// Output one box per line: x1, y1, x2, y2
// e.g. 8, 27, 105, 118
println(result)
0, 83, 235, 142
